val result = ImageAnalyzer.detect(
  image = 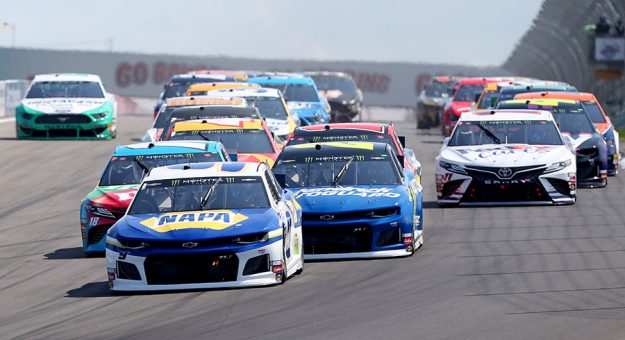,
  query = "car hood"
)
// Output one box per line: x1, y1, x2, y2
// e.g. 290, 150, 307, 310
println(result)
450, 101, 472, 116
86, 184, 139, 209
440, 144, 571, 167
115, 208, 278, 241
561, 132, 594, 148
291, 185, 406, 213
22, 98, 108, 114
